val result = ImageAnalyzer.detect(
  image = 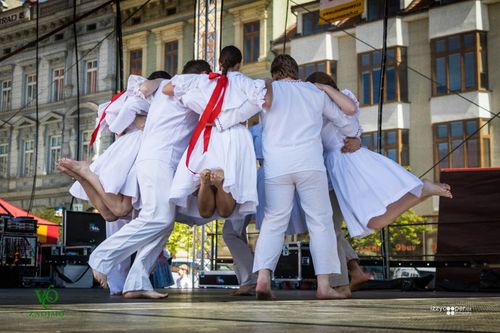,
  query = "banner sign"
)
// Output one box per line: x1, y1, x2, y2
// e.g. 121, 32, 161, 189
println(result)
319, 0, 364, 23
